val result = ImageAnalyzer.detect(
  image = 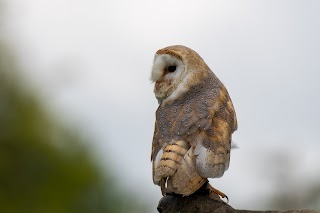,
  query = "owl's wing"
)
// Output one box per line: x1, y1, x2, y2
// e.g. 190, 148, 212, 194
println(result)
151, 120, 158, 161
194, 86, 237, 179
151, 120, 163, 185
